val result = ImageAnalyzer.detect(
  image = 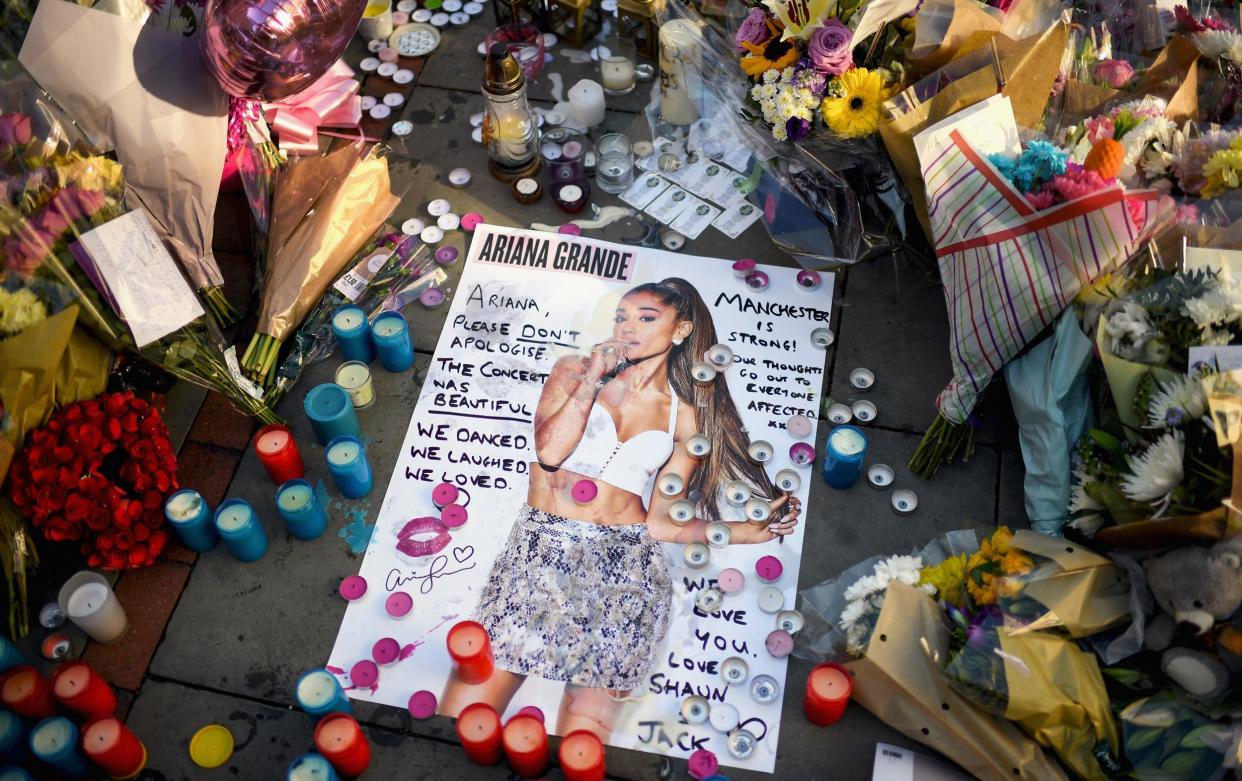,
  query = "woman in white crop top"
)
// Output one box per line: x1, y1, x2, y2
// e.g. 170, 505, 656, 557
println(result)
442, 277, 800, 742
